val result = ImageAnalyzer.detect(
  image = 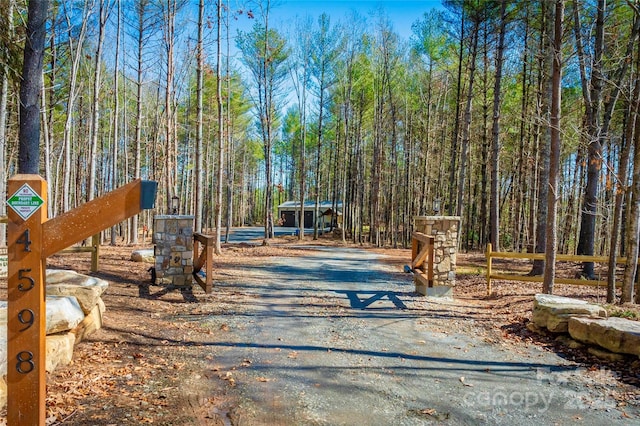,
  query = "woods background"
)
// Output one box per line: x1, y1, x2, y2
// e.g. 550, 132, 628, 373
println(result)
1, 0, 640, 301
